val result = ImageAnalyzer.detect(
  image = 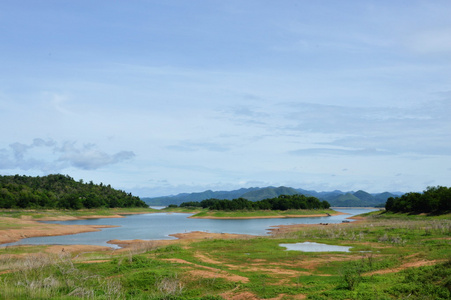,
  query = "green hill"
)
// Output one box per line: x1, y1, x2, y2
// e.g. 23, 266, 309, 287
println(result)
0, 174, 147, 209
353, 190, 374, 202
331, 193, 362, 207
142, 187, 260, 206
240, 186, 300, 201
143, 186, 400, 207
374, 192, 396, 202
